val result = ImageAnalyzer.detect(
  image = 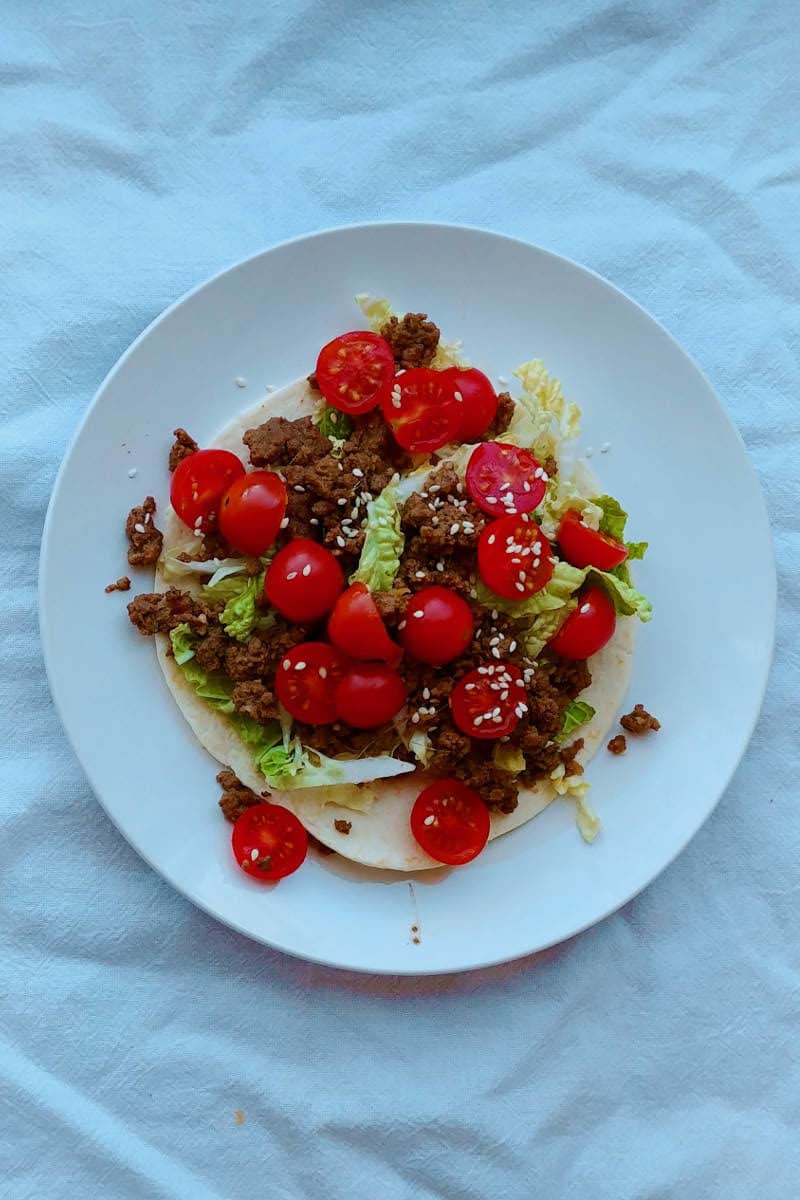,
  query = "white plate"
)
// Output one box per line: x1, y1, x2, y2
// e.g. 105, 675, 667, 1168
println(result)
40, 223, 775, 974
